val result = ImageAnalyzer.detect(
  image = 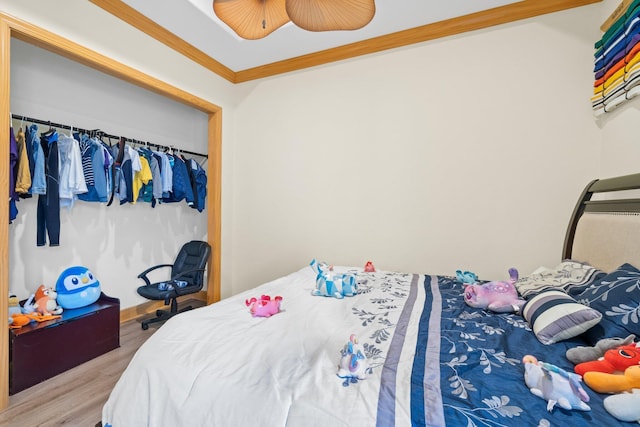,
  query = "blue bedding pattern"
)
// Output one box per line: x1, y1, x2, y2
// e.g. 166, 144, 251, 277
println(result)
362, 273, 631, 427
